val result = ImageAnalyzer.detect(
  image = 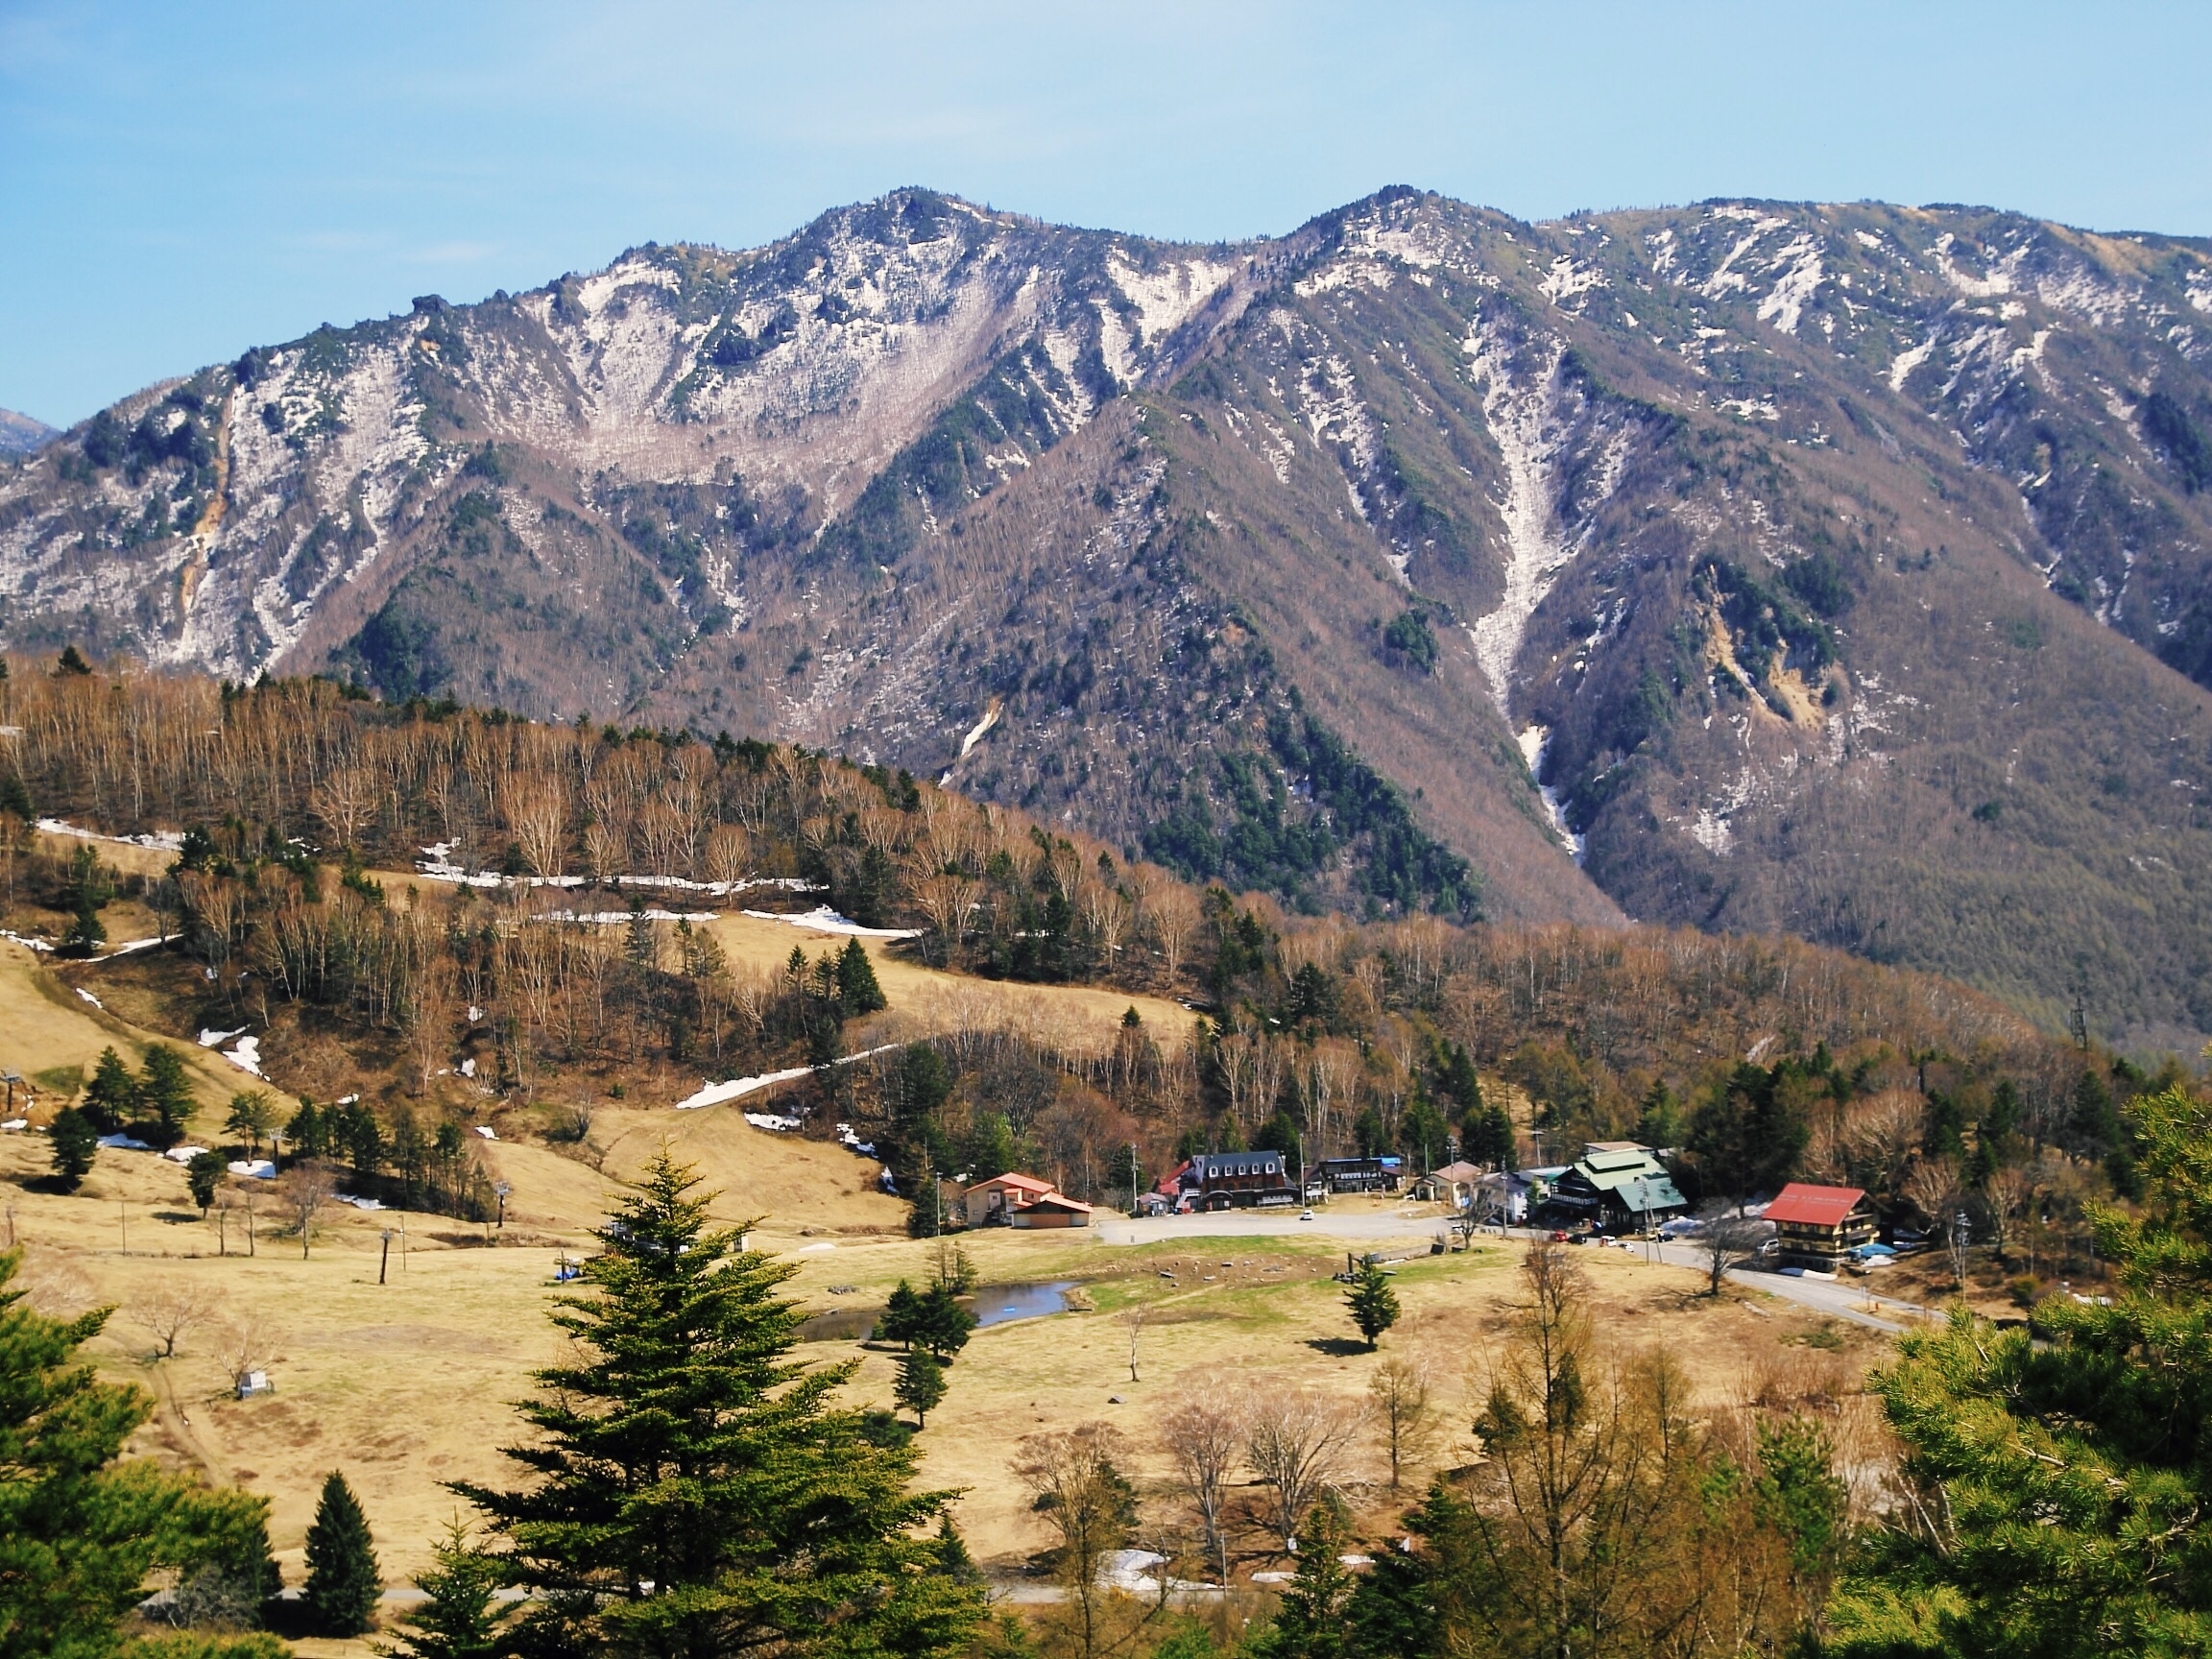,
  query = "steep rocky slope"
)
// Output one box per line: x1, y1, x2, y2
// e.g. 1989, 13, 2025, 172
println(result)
4, 187, 2210, 1046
